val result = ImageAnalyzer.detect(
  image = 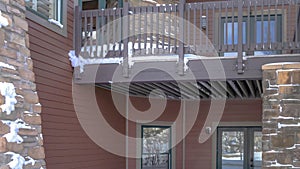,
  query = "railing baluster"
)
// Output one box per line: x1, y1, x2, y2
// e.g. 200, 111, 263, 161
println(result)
174, 5, 179, 52
293, 0, 299, 48
123, 2, 129, 77
261, 0, 264, 50
167, 5, 171, 53
74, 6, 82, 57
193, 4, 196, 51
178, 0, 185, 75
162, 6, 166, 54
237, 0, 244, 74
268, 0, 271, 49
288, 0, 292, 48
149, 6, 153, 55
131, 7, 135, 57
274, 0, 278, 50
212, 3, 215, 50
254, 0, 257, 50
89, 12, 93, 57
225, 1, 228, 52
296, 0, 300, 47
187, 4, 191, 52
95, 11, 99, 57
107, 9, 111, 57
119, 8, 122, 55
281, 0, 284, 48
154, 6, 159, 54
113, 8, 116, 56
231, 1, 234, 51
143, 7, 147, 55
101, 10, 105, 58
247, 0, 251, 51
84, 12, 88, 57
205, 3, 209, 53
218, 2, 222, 52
